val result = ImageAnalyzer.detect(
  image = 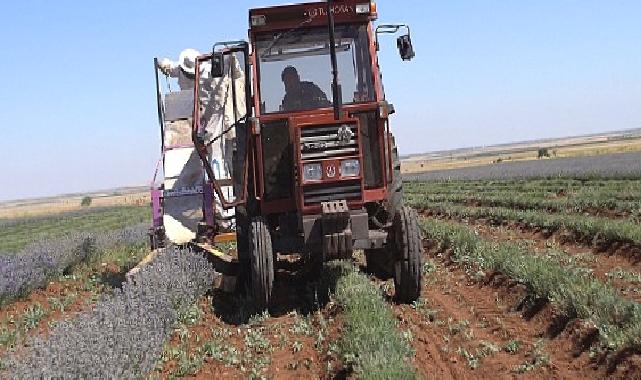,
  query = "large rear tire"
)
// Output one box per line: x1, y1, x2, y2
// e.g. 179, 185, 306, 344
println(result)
393, 206, 422, 303
249, 217, 274, 310
233, 121, 254, 290
366, 136, 407, 280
